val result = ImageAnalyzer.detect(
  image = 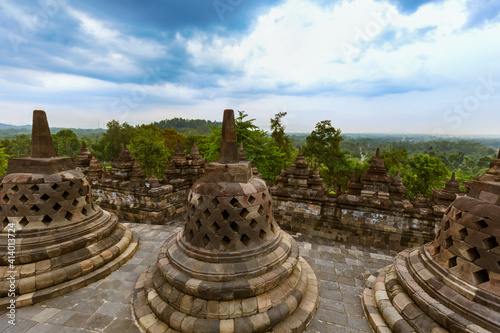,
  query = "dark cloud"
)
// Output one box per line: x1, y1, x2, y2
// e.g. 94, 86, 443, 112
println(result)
73, 0, 285, 35
0, 0, 284, 88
